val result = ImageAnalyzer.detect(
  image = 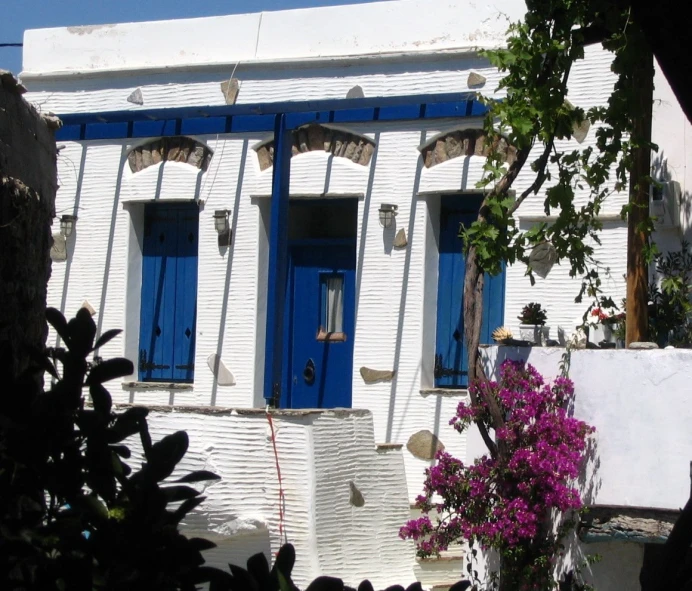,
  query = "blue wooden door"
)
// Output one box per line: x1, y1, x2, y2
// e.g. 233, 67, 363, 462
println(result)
139, 203, 198, 382
435, 203, 505, 388
284, 243, 356, 408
